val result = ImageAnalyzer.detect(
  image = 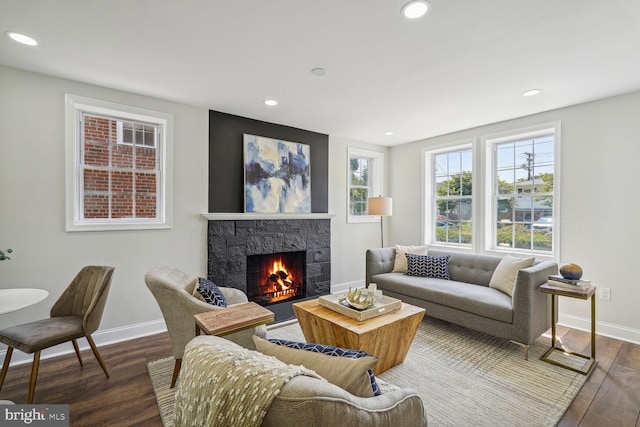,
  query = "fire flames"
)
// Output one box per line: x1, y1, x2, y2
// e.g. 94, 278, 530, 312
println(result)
265, 258, 298, 302
269, 259, 293, 291
249, 253, 304, 306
